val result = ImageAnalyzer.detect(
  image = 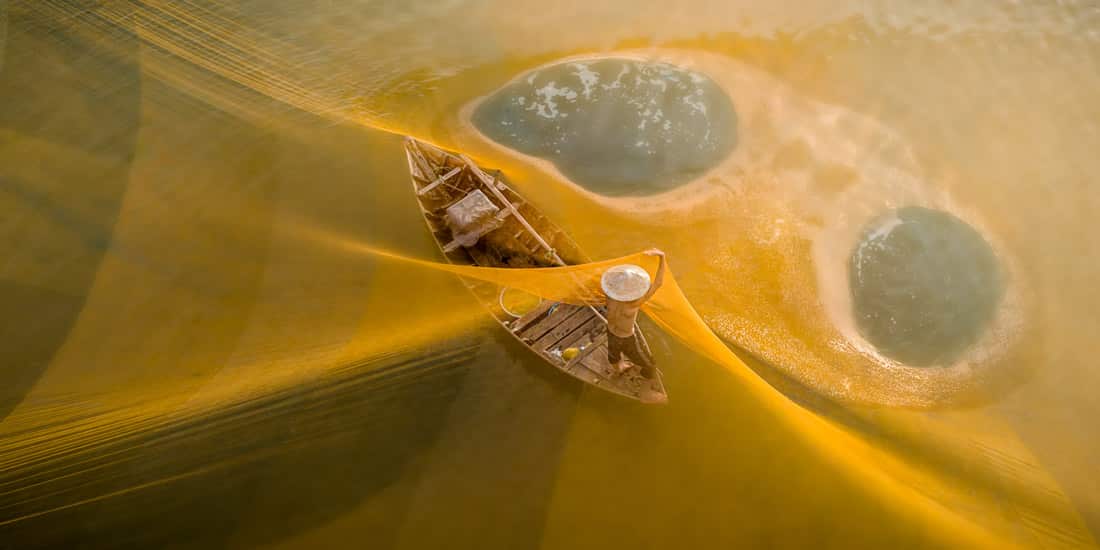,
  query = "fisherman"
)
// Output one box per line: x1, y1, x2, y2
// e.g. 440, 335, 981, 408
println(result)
601, 249, 666, 378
